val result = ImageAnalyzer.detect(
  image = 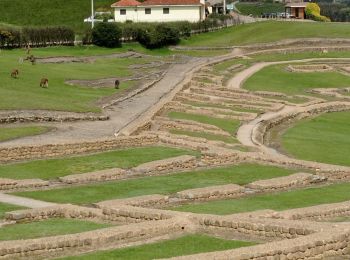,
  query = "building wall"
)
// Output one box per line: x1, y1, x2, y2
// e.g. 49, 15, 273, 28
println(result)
114, 5, 203, 22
